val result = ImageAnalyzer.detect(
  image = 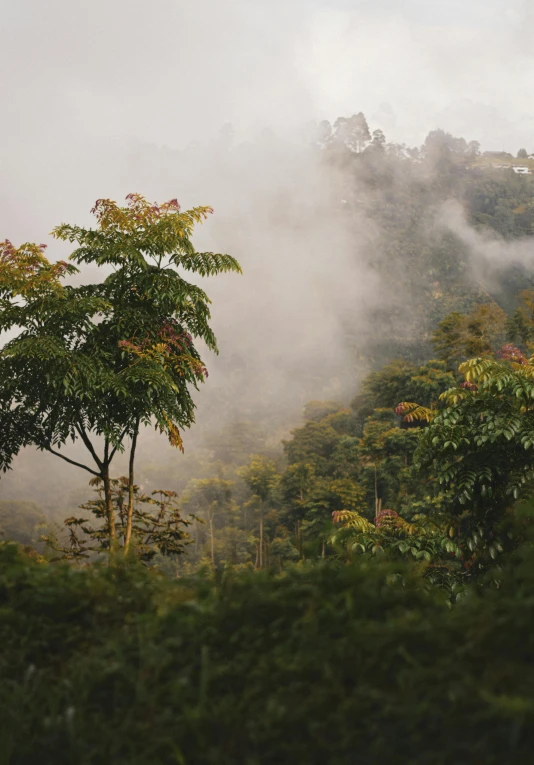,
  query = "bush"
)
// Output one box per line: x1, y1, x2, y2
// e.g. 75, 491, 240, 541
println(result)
0, 541, 533, 763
